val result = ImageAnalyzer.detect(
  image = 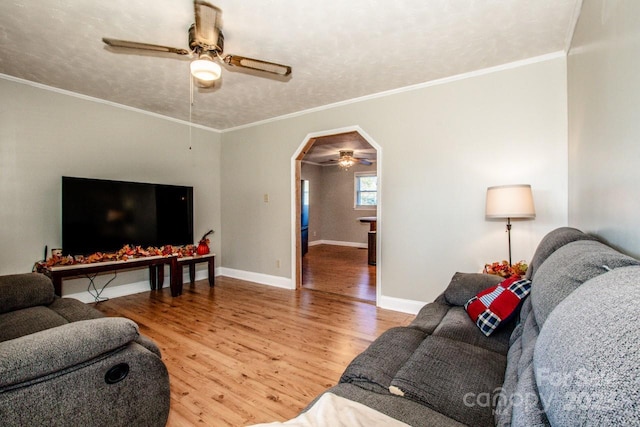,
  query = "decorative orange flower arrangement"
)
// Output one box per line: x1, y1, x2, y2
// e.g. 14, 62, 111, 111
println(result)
40, 243, 204, 268
484, 260, 528, 278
